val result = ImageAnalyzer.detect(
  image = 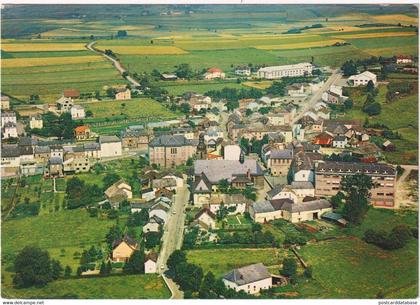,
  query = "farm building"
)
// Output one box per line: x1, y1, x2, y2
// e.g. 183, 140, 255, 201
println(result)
249, 198, 331, 223
63, 89, 80, 99
382, 140, 396, 152
235, 66, 251, 76
348, 71, 377, 87
70, 104, 85, 119
29, 116, 43, 129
